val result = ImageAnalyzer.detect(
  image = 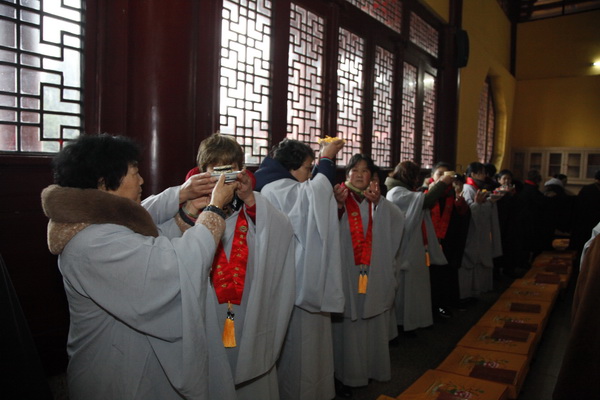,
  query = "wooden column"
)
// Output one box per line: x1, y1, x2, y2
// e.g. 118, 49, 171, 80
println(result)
86, 0, 209, 195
